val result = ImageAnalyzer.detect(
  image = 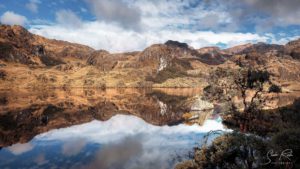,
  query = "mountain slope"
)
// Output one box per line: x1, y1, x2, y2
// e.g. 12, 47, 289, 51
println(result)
0, 25, 299, 91
0, 25, 94, 66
